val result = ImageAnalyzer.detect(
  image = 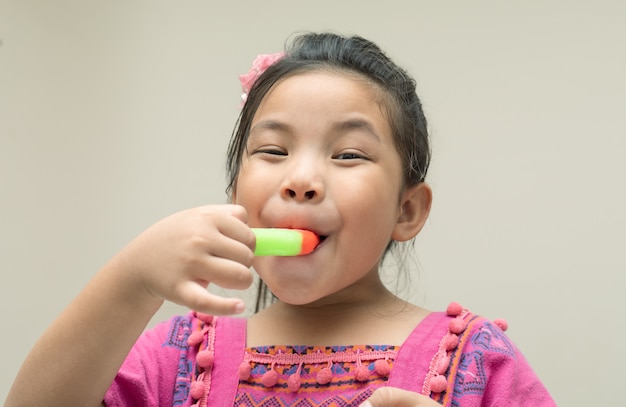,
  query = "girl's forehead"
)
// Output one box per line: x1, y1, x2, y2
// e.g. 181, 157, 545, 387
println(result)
252, 73, 387, 128
277, 68, 383, 95
254, 70, 388, 118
